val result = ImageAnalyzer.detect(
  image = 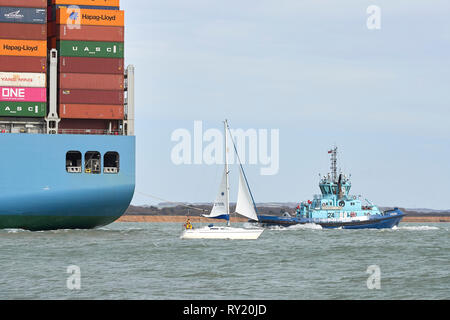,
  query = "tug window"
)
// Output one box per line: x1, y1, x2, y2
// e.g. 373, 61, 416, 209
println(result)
66, 151, 82, 173
85, 151, 101, 174
104, 152, 120, 174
